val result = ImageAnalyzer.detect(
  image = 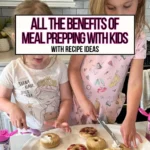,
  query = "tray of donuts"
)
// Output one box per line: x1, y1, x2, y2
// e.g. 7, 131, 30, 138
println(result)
22, 124, 150, 150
